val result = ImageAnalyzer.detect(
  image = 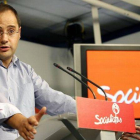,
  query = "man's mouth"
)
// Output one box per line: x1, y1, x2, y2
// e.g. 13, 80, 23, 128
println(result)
0, 46, 10, 51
